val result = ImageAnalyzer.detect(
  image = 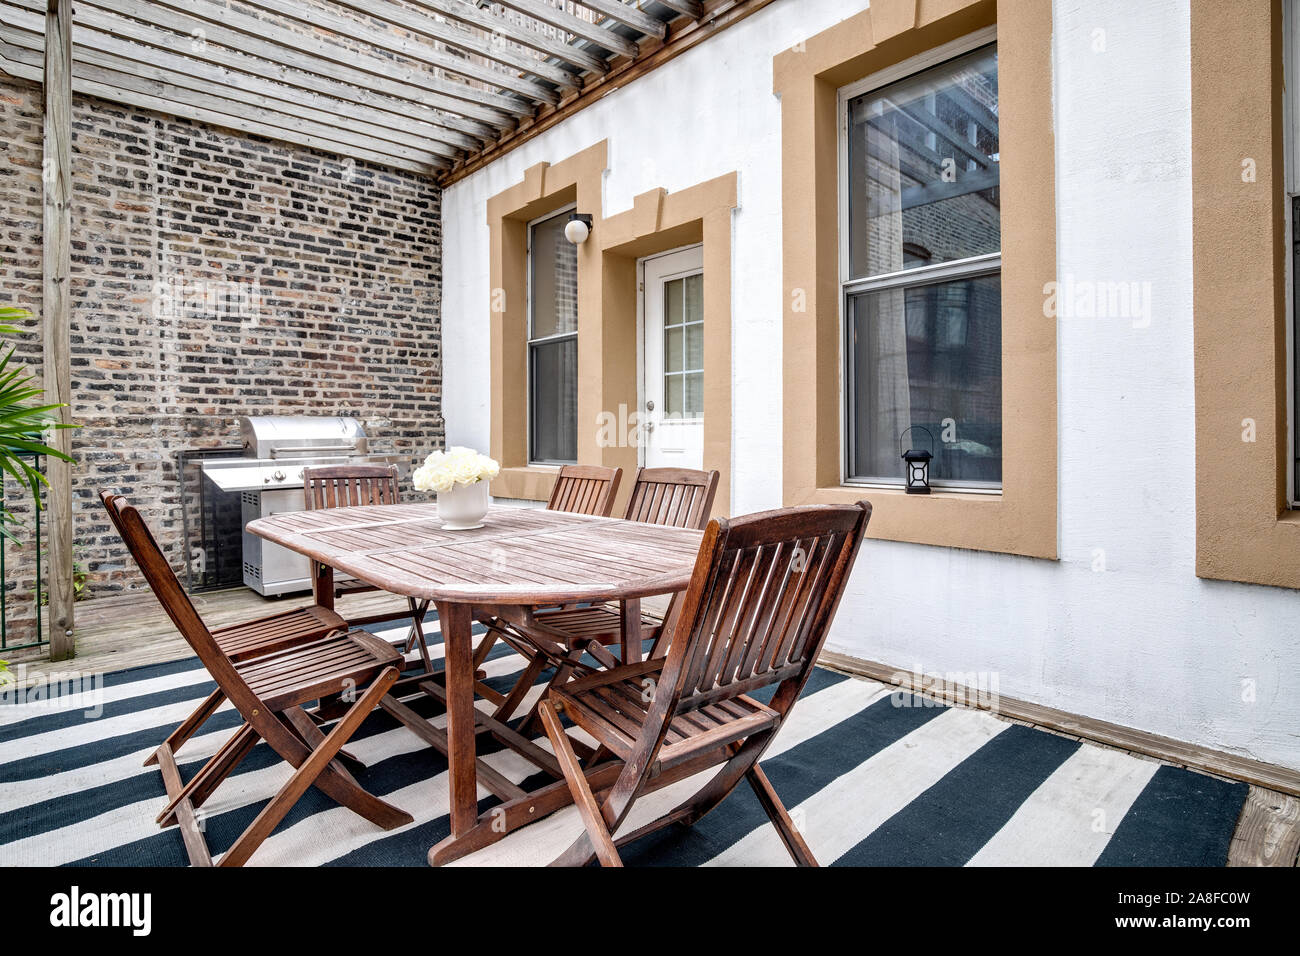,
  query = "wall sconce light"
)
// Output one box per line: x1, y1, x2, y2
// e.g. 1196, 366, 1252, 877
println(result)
564, 213, 593, 245
899, 425, 934, 495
